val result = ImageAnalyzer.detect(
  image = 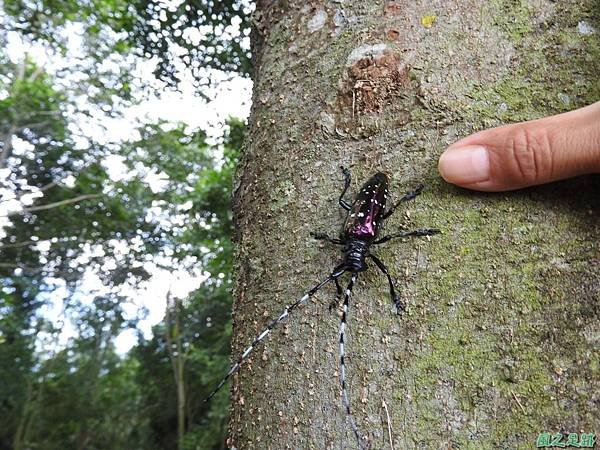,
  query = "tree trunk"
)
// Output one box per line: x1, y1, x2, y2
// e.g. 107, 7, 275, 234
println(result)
231, 1, 600, 448
12, 380, 33, 450
165, 291, 186, 449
